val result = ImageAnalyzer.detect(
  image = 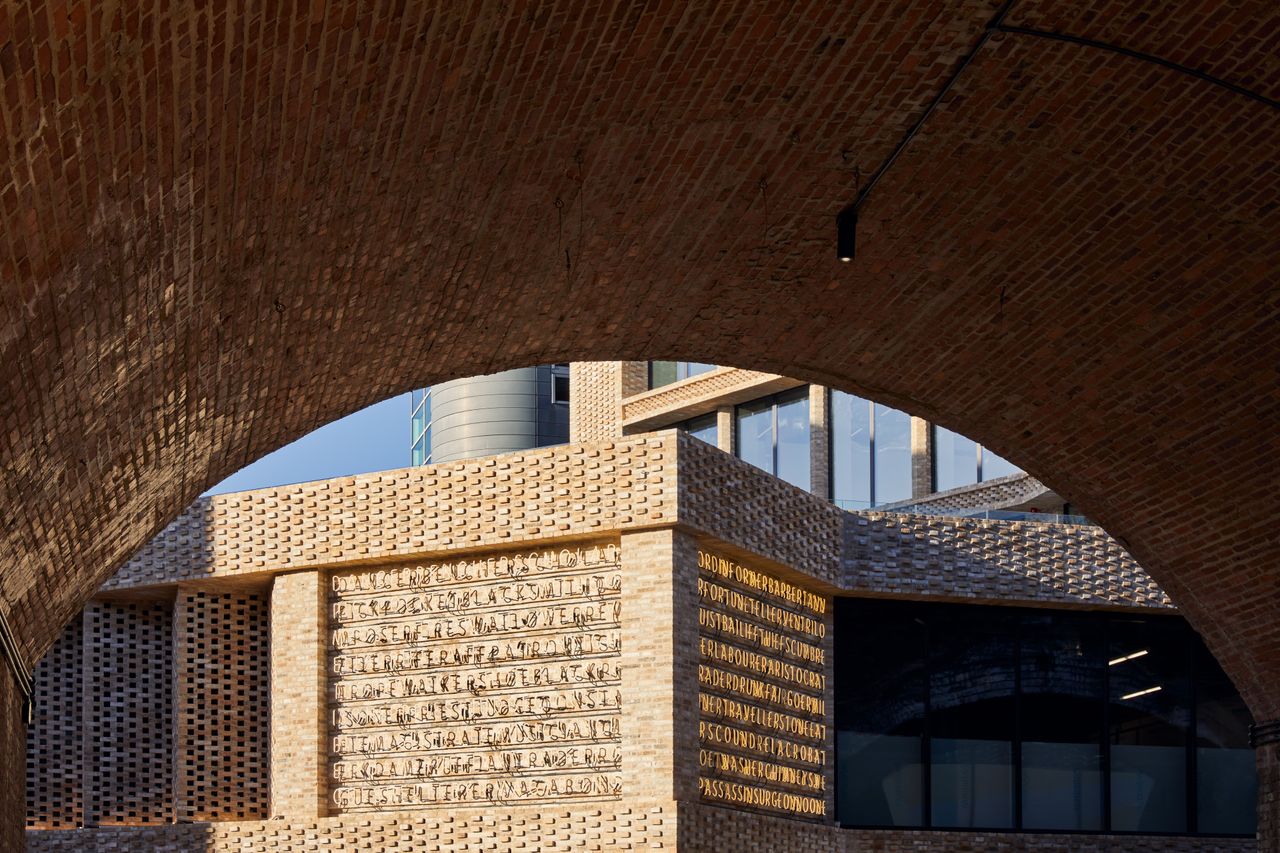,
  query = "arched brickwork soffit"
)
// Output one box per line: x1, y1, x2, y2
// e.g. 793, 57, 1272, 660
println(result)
0, 3, 1276, 829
